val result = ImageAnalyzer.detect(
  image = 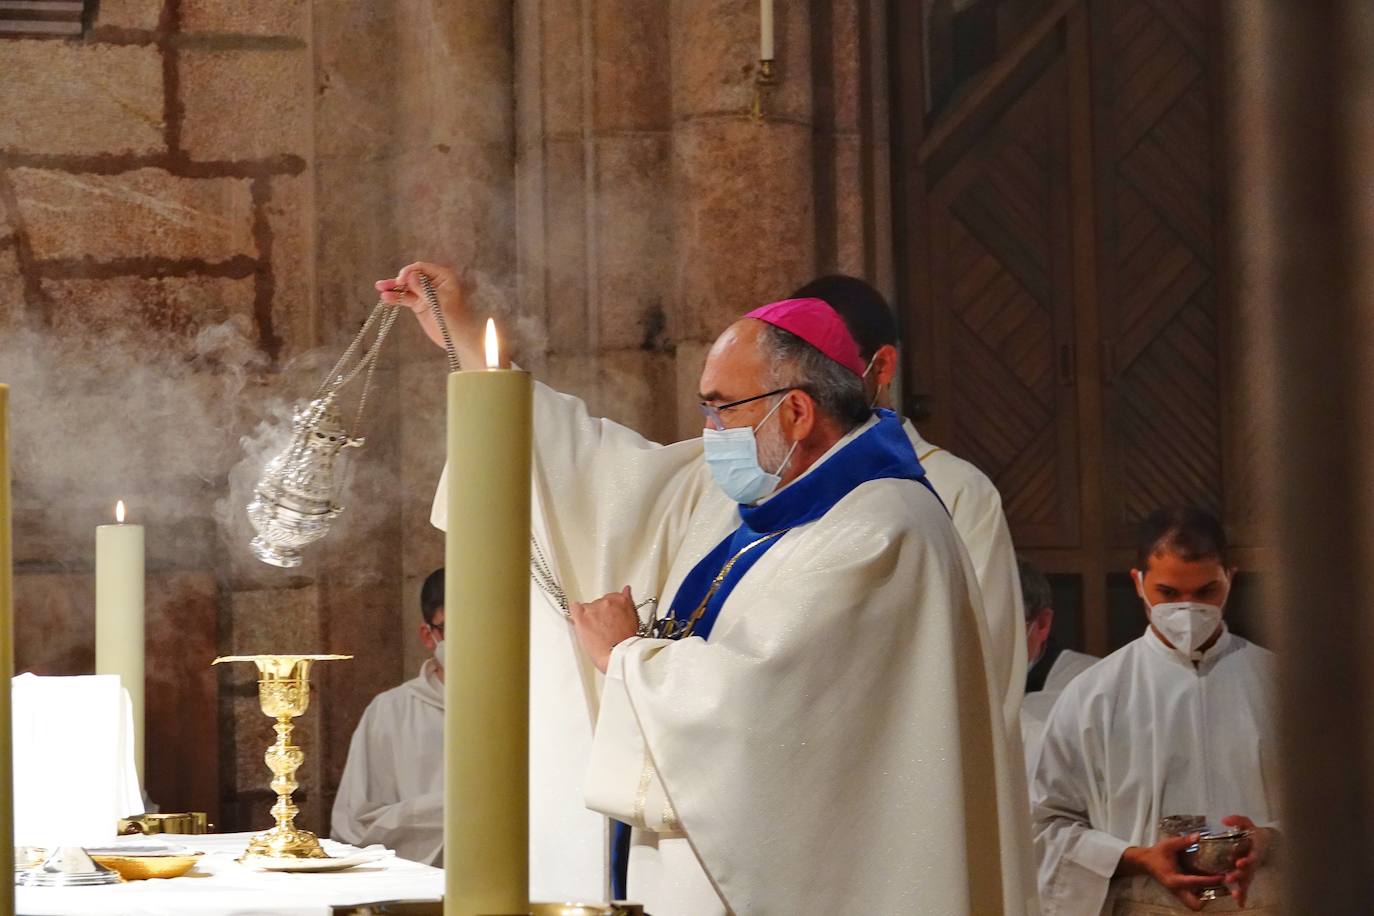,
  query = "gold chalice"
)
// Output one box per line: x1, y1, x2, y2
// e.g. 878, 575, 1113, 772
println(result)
212, 654, 351, 863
